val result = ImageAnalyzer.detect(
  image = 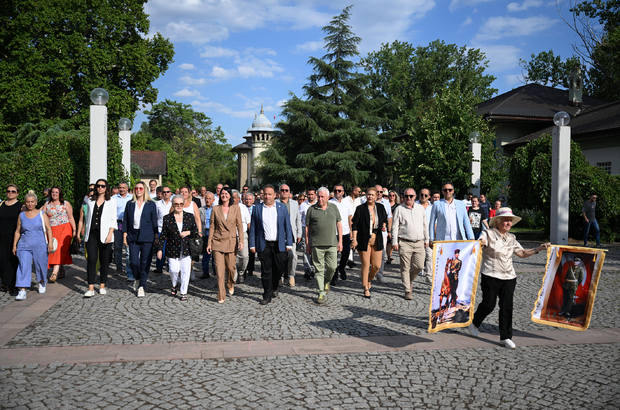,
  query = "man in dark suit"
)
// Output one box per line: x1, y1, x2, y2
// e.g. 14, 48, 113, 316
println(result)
249, 184, 293, 305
